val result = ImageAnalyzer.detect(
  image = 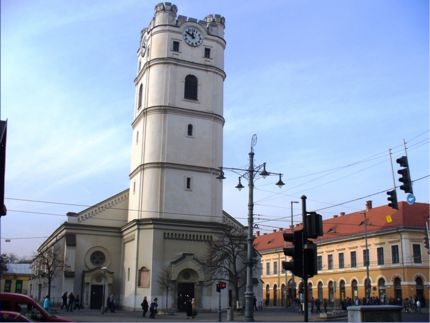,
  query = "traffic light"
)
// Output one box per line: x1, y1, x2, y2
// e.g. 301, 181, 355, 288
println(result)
386, 190, 398, 209
306, 212, 323, 238
396, 156, 413, 194
216, 281, 226, 292
304, 241, 317, 277
282, 230, 304, 278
